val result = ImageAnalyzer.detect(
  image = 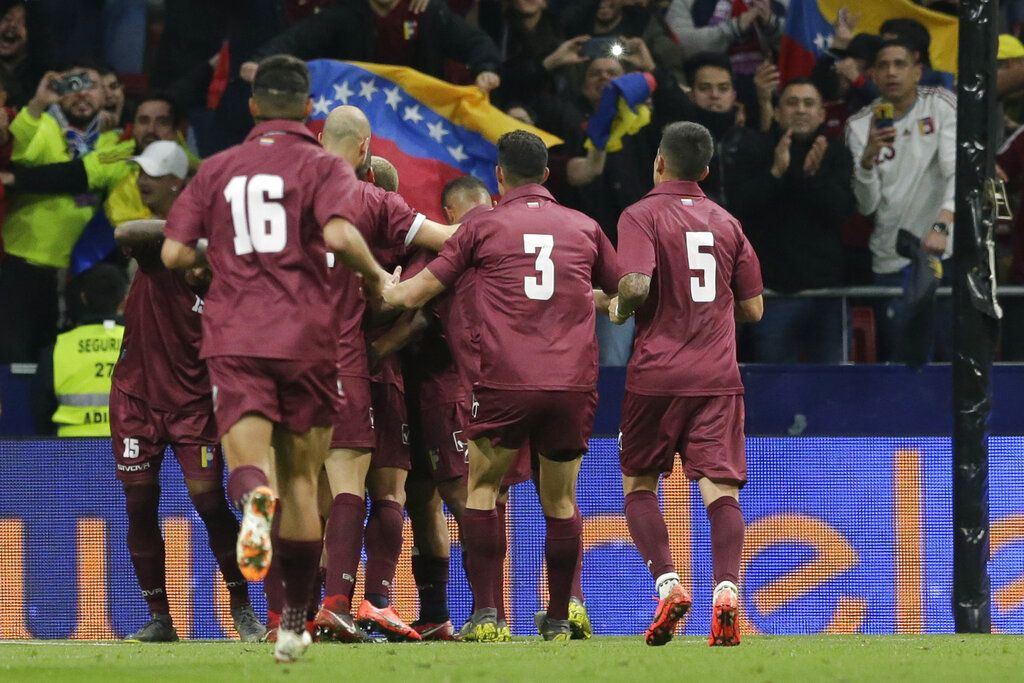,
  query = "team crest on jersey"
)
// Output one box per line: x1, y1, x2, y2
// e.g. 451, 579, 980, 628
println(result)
258, 137, 275, 145
918, 117, 935, 135
401, 423, 411, 446
680, 198, 693, 206
403, 20, 418, 40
